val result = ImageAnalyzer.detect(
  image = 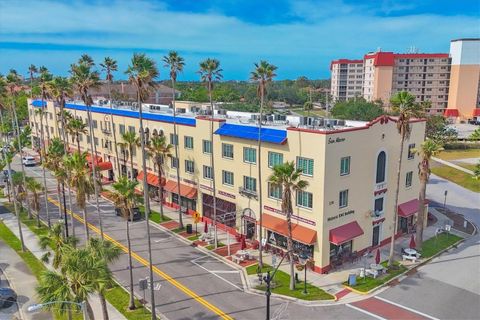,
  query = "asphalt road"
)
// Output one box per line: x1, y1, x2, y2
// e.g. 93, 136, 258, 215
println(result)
9, 159, 480, 320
